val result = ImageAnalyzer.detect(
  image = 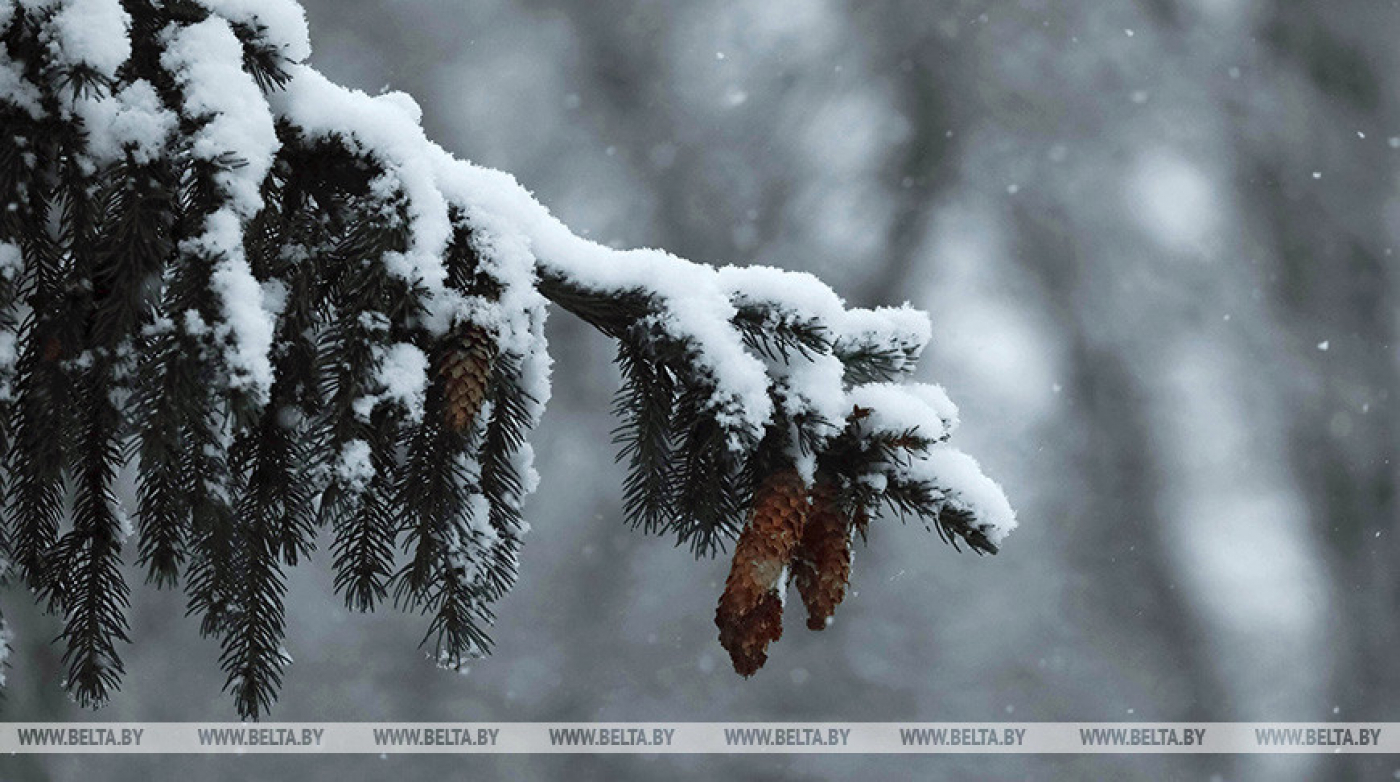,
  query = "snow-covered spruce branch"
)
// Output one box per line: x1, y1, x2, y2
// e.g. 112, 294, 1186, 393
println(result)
0, 0, 1015, 717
